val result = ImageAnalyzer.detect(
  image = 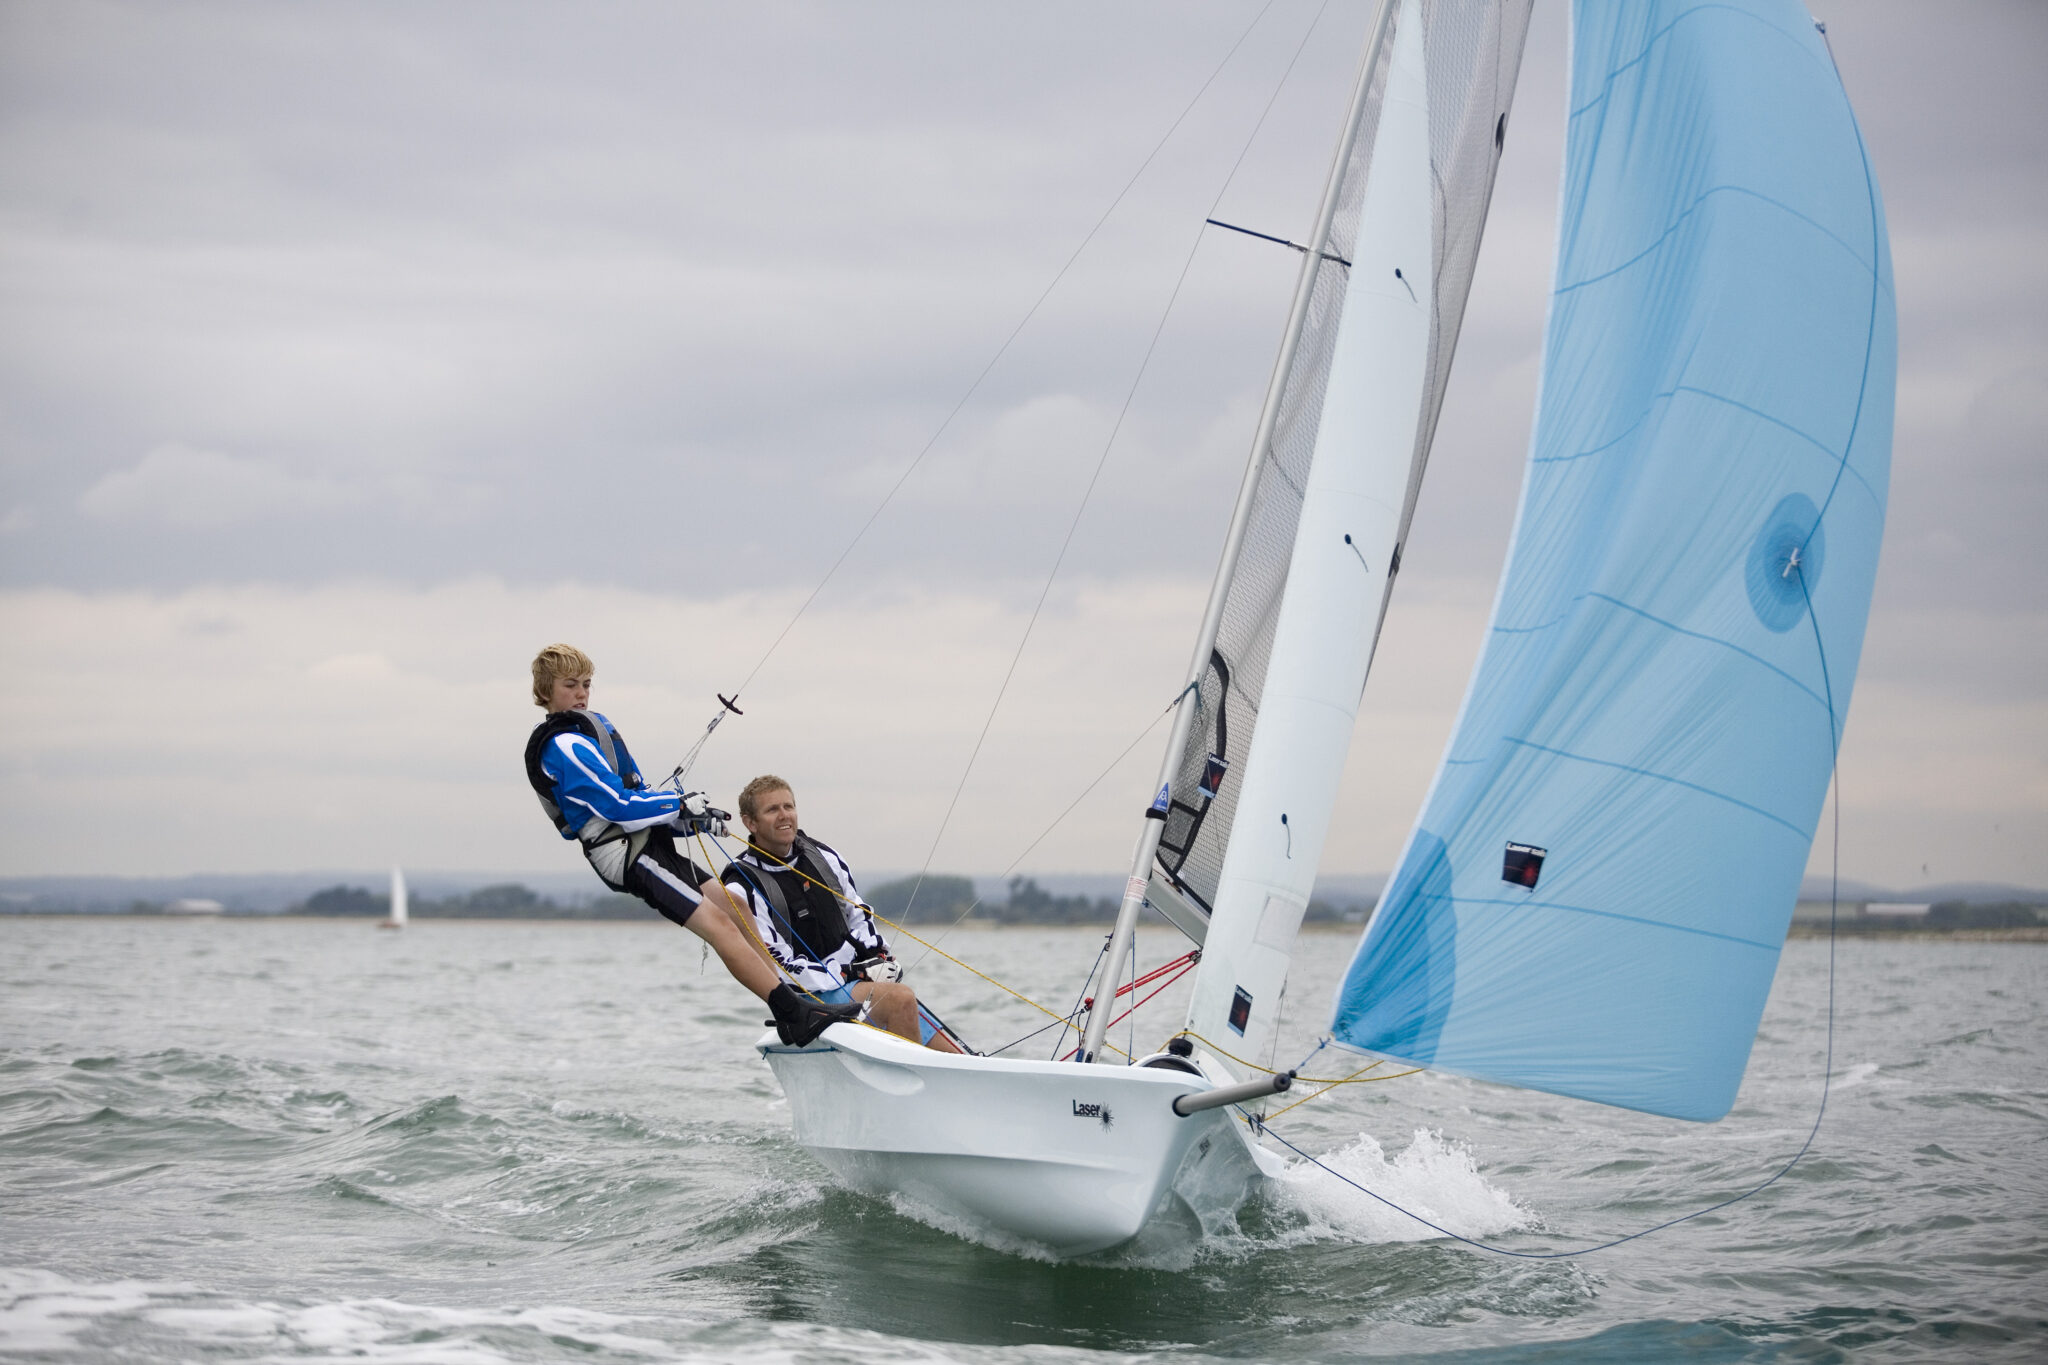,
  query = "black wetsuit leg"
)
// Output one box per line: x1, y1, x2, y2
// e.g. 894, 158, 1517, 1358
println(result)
622, 827, 714, 928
